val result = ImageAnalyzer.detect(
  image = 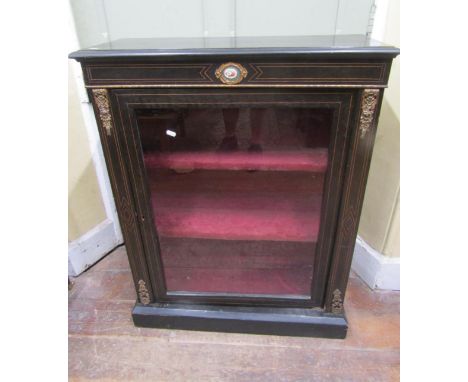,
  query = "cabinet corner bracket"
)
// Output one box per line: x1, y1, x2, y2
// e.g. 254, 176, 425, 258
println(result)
359, 89, 380, 139
138, 280, 151, 305
331, 289, 344, 314
92, 88, 113, 136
